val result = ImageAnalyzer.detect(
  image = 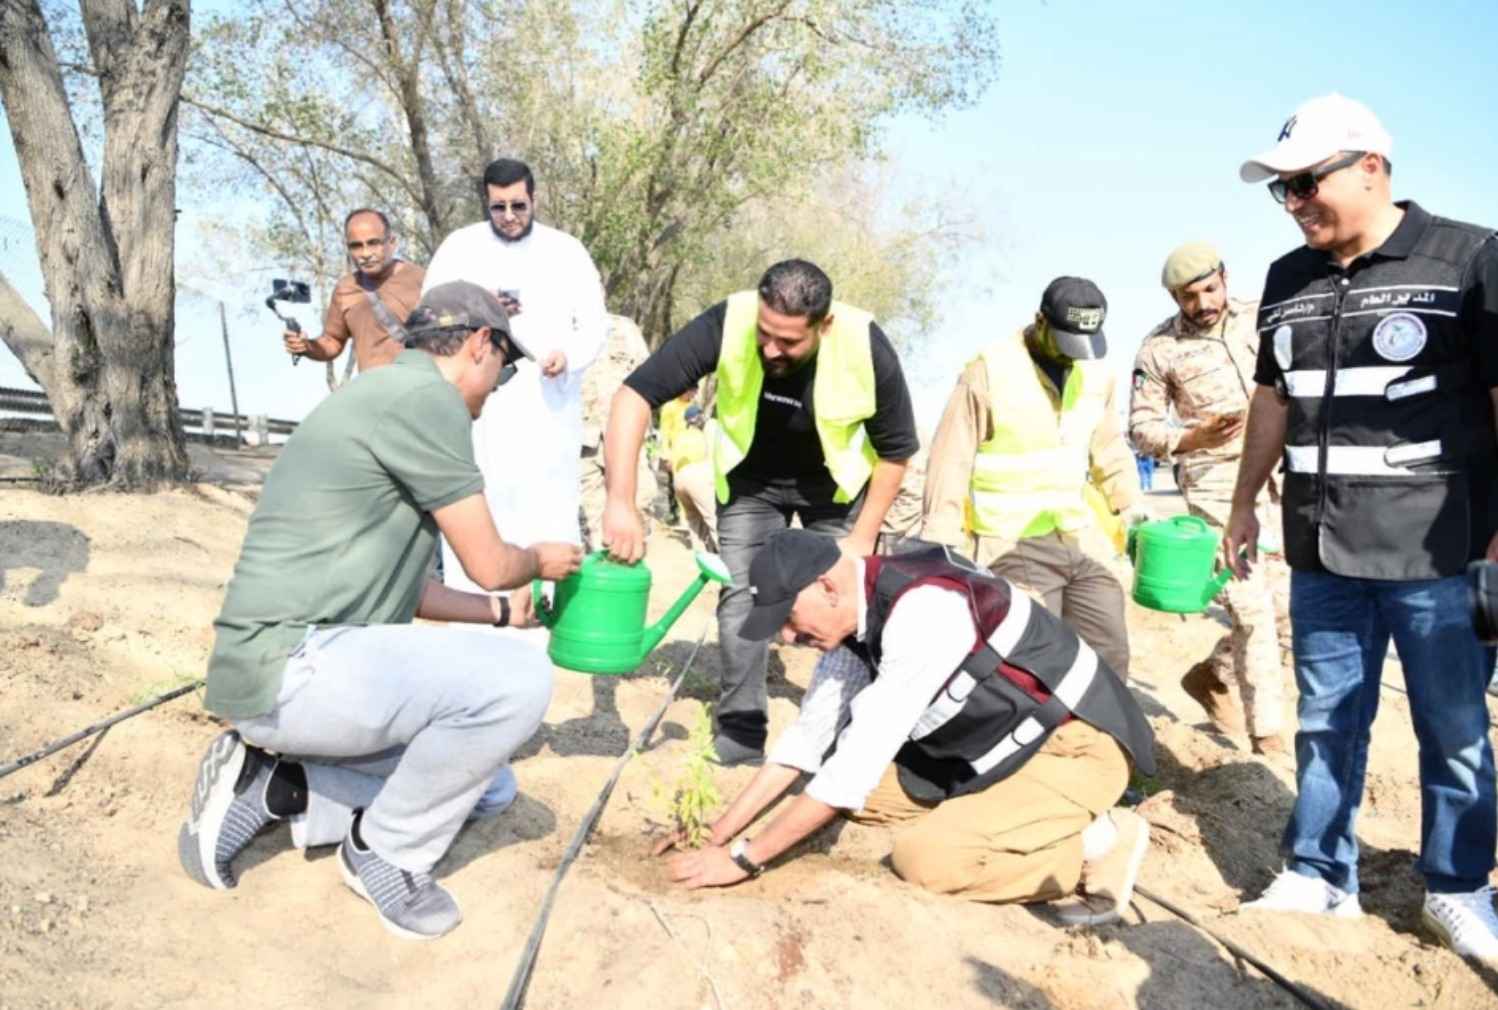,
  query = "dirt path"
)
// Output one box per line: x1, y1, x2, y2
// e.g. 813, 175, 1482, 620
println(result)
1, 479, 1495, 1009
